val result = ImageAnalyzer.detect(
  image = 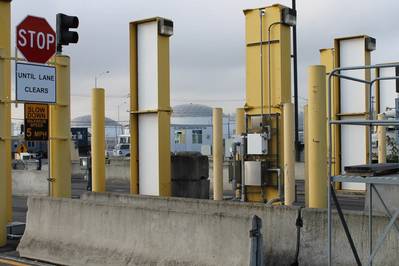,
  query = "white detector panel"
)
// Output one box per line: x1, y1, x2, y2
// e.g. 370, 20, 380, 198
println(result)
138, 114, 159, 195
339, 39, 366, 113
379, 67, 397, 112
137, 21, 160, 195
137, 22, 158, 110
341, 117, 366, 190
339, 38, 367, 190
